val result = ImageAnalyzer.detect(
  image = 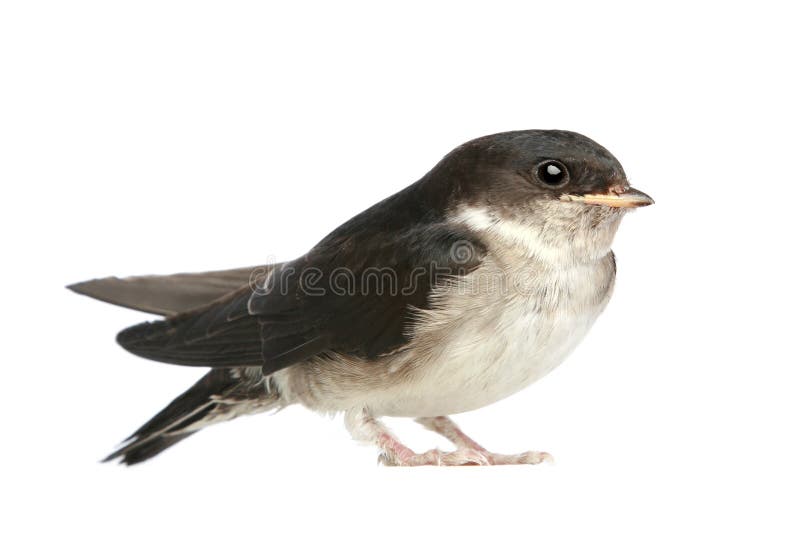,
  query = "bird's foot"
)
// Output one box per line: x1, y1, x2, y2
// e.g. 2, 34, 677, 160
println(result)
378, 447, 552, 466
477, 450, 554, 465
378, 447, 491, 466
376, 431, 551, 466
346, 409, 552, 467
414, 416, 553, 466
377, 433, 495, 466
